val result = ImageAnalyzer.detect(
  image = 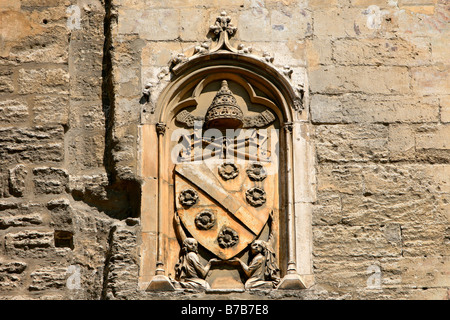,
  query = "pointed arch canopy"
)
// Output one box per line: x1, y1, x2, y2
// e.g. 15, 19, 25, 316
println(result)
155, 51, 297, 125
